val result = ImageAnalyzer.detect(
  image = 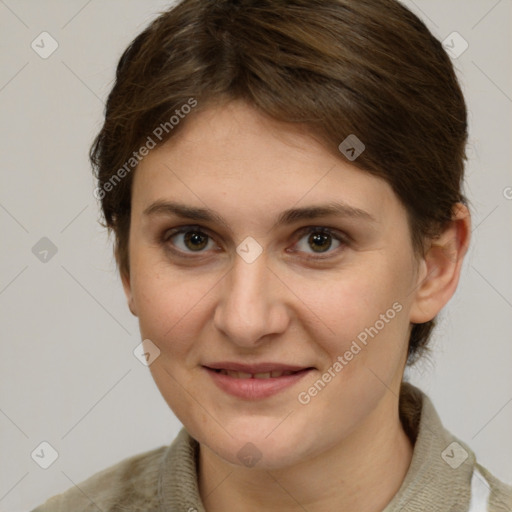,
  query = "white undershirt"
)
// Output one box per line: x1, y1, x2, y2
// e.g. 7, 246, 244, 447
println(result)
468, 467, 491, 512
